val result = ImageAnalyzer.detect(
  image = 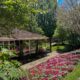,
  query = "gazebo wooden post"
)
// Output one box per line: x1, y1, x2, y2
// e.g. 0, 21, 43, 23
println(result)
19, 40, 20, 49
19, 40, 24, 56
8, 41, 10, 50
36, 40, 39, 54
14, 41, 15, 49
3, 41, 4, 48
45, 40, 47, 48
29, 40, 31, 53
42, 40, 43, 47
